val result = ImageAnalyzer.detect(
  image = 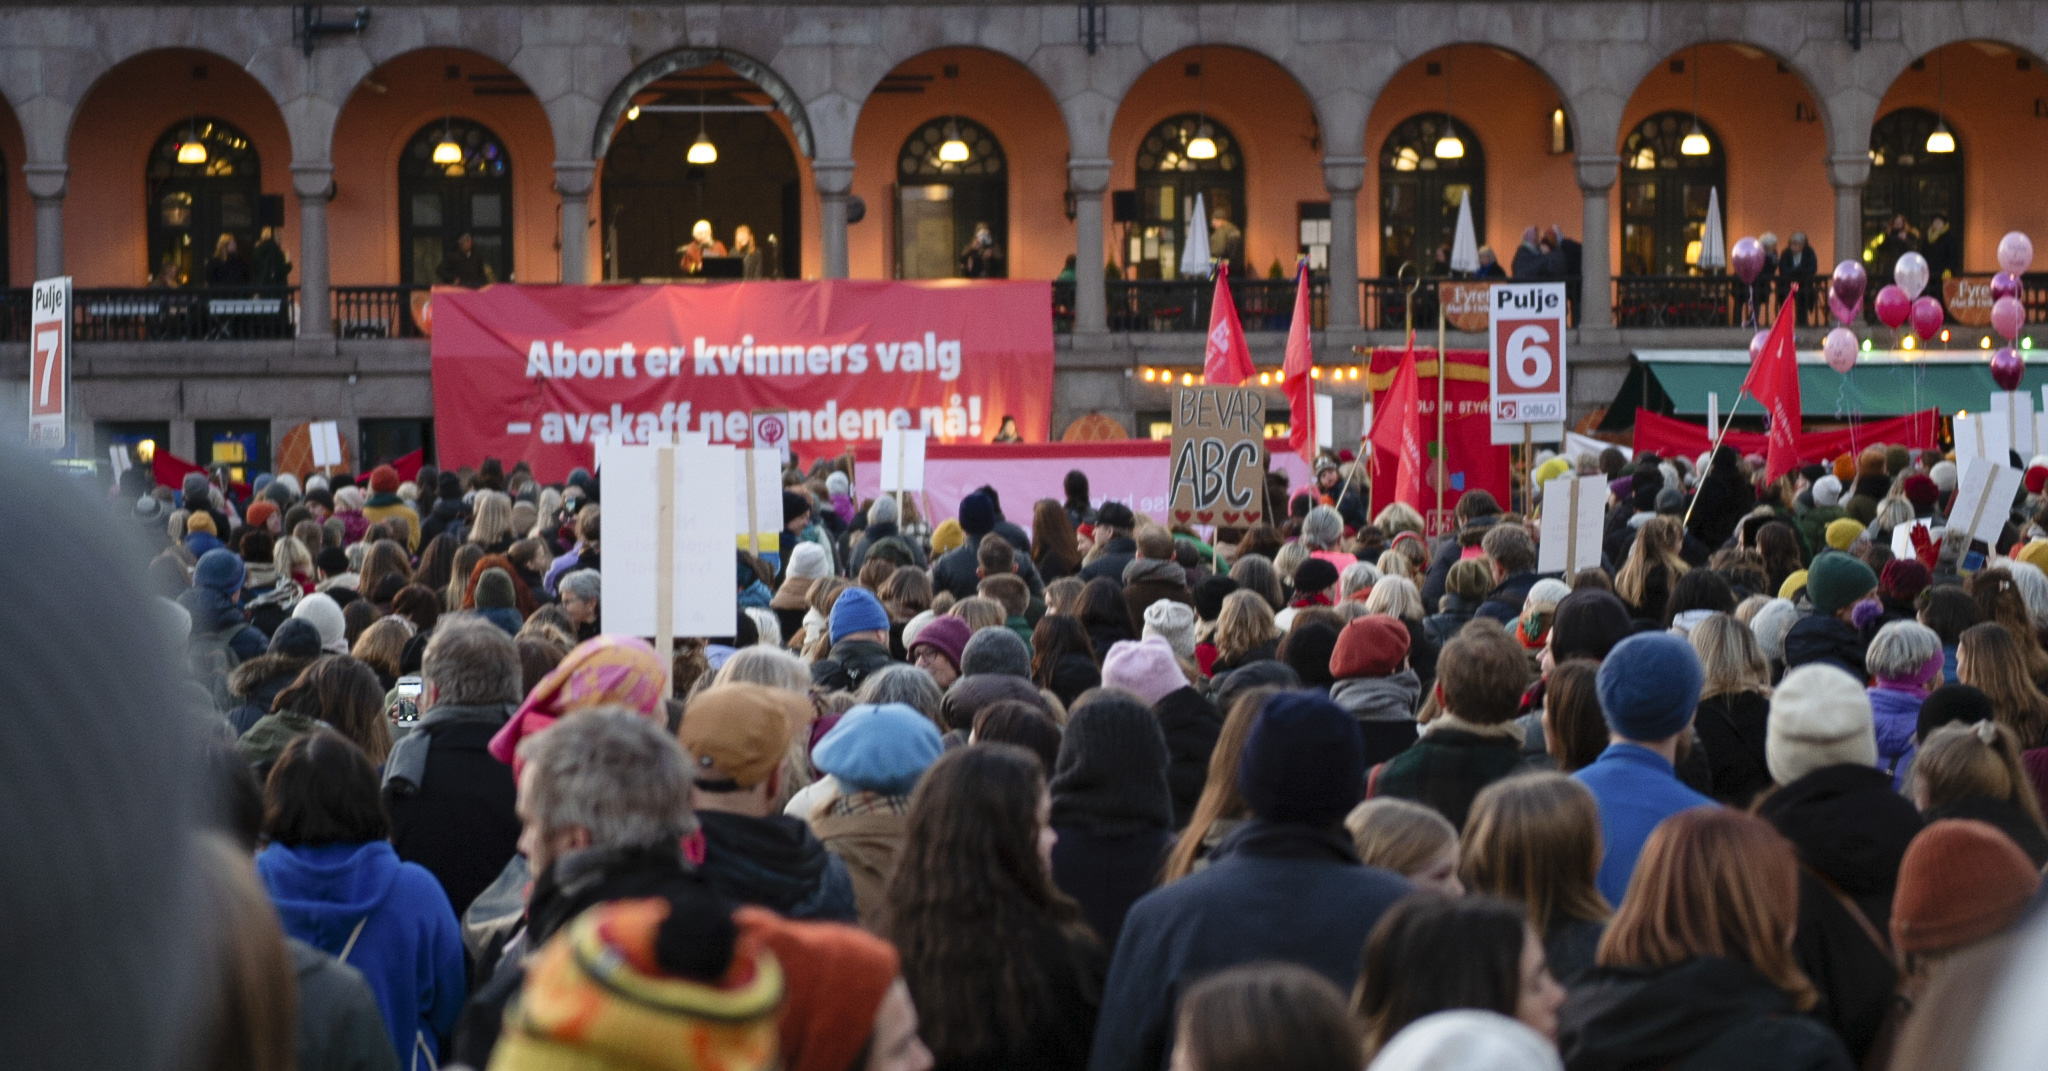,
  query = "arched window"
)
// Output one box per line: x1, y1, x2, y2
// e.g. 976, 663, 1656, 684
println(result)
1619, 112, 1726, 276
399, 119, 513, 286
1133, 113, 1245, 280
146, 117, 260, 286
1378, 113, 1485, 276
1864, 107, 1963, 281
895, 117, 1007, 279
